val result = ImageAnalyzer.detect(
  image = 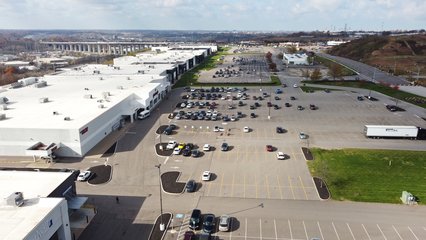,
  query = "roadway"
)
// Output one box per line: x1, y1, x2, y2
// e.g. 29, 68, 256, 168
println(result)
316, 52, 410, 86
